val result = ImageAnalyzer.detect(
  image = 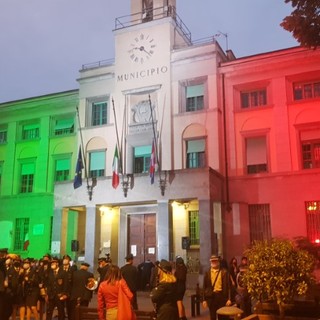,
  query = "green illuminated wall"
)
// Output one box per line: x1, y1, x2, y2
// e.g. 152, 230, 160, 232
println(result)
0, 90, 79, 259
